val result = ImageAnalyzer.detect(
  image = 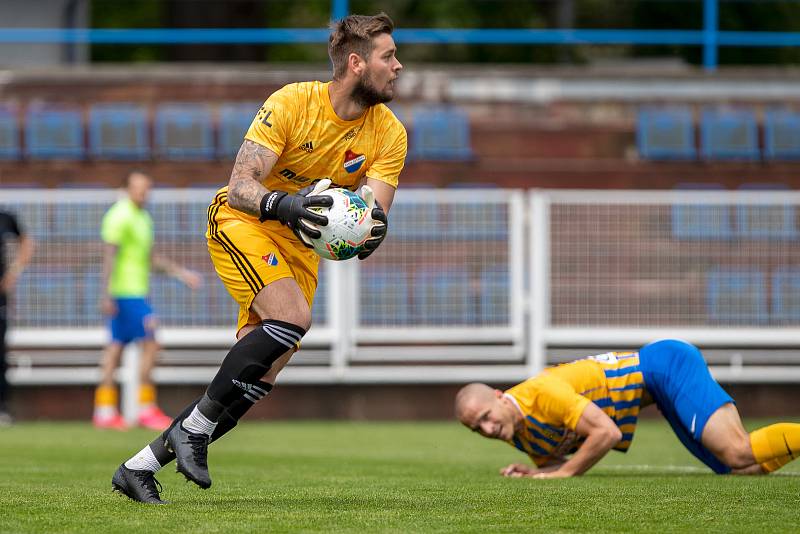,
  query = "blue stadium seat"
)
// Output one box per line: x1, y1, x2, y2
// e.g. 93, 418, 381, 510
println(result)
154, 104, 214, 160
312, 265, 328, 326
706, 268, 767, 324
764, 109, 800, 160
360, 268, 410, 326
0, 104, 20, 160
149, 202, 182, 239
386, 103, 409, 127
671, 183, 734, 240
150, 274, 211, 327
410, 105, 473, 161
636, 106, 696, 160
81, 270, 103, 325
25, 105, 85, 160
772, 269, 800, 323
207, 277, 238, 325
15, 269, 77, 327
52, 202, 107, 241
414, 268, 471, 325
736, 183, 797, 240
480, 268, 510, 325
446, 200, 508, 241
88, 103, 150, 160
700, 107, 759, 161
390, 202, 440, 241
150, 275, 185, 325
217, 103, 258, 160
